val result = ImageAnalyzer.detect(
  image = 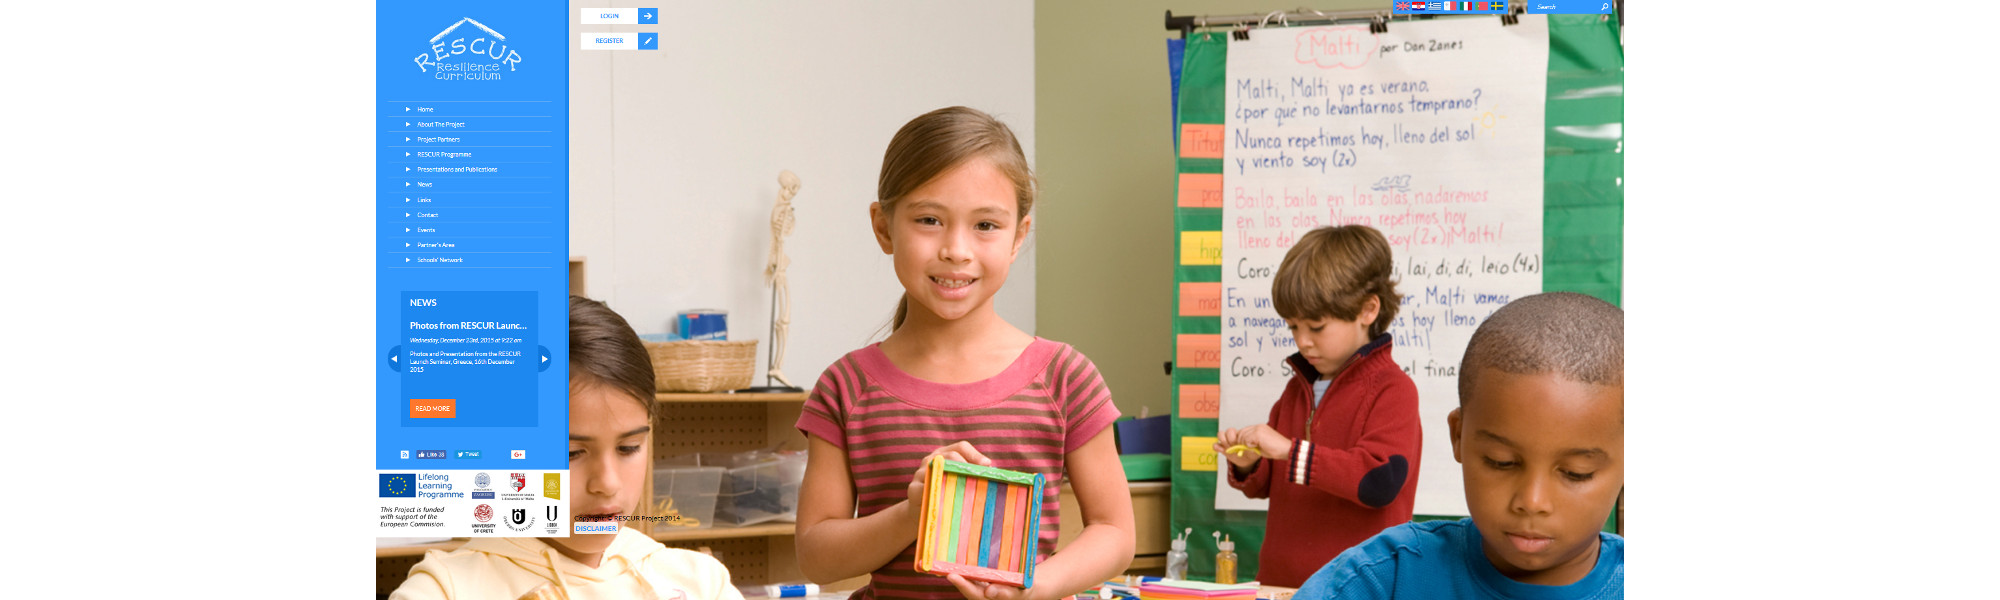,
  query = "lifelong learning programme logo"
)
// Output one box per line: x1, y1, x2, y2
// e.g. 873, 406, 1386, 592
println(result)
412, 17, 523, 81
380, 473, 415, 498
